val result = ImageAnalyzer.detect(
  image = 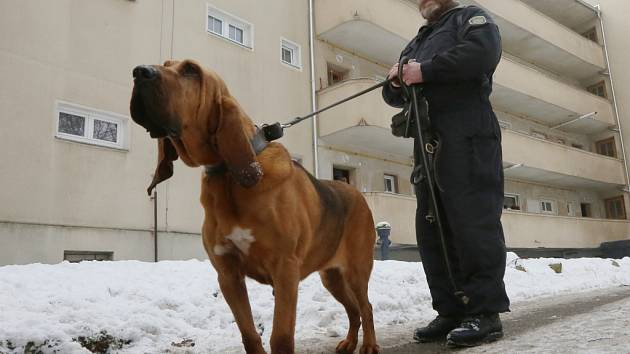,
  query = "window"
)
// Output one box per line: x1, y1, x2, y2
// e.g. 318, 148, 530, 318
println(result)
64, 251, 113, 263
207, 5, 253, 49
581, 203, 592, 218
540, 200, 555, 214
229, 24, 243, 44
503, 194, 520, 210
605, 196, 626, 220
208, 15, 223, 35
327, 63, 349, 86
55, 101, 128, 149
582, 27, 598, 42
587, 81, 607, 99
333, 167, 351, 184
596, 137, 617, 158
384, 174, 398, 193
280, 38, 302, 69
